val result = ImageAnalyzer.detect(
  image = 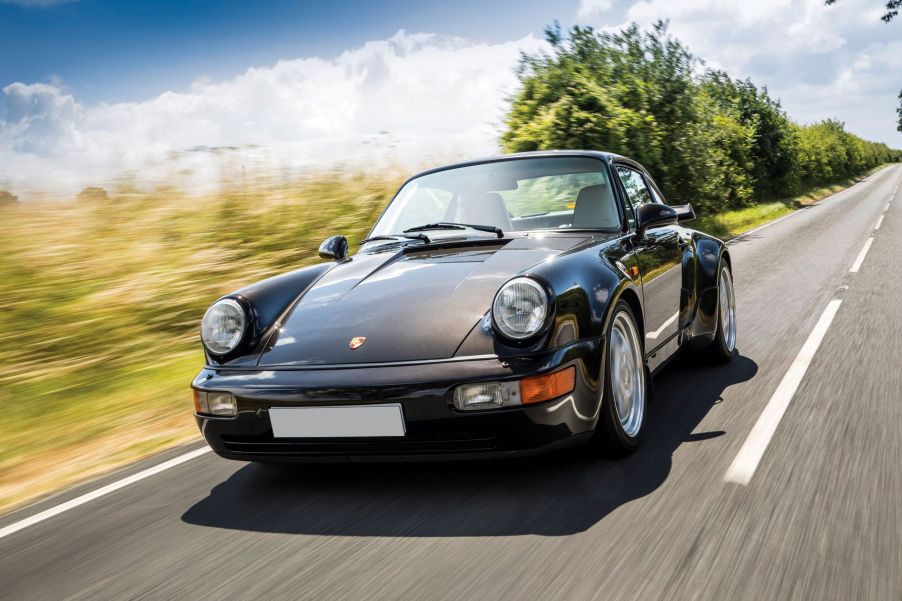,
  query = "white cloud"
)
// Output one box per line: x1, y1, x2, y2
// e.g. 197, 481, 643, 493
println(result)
587, 0, 902, 148
0, 31, 546, 197
577, 0, 615, 20
5, 4, 901, 199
